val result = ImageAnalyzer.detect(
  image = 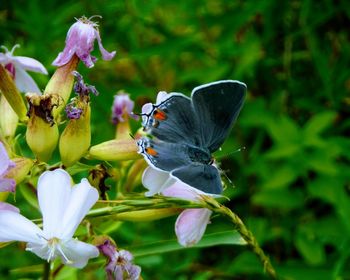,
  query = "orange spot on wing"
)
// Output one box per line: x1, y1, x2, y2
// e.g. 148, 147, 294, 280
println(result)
145, 147, 158, 156
153, 109, 167, 121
